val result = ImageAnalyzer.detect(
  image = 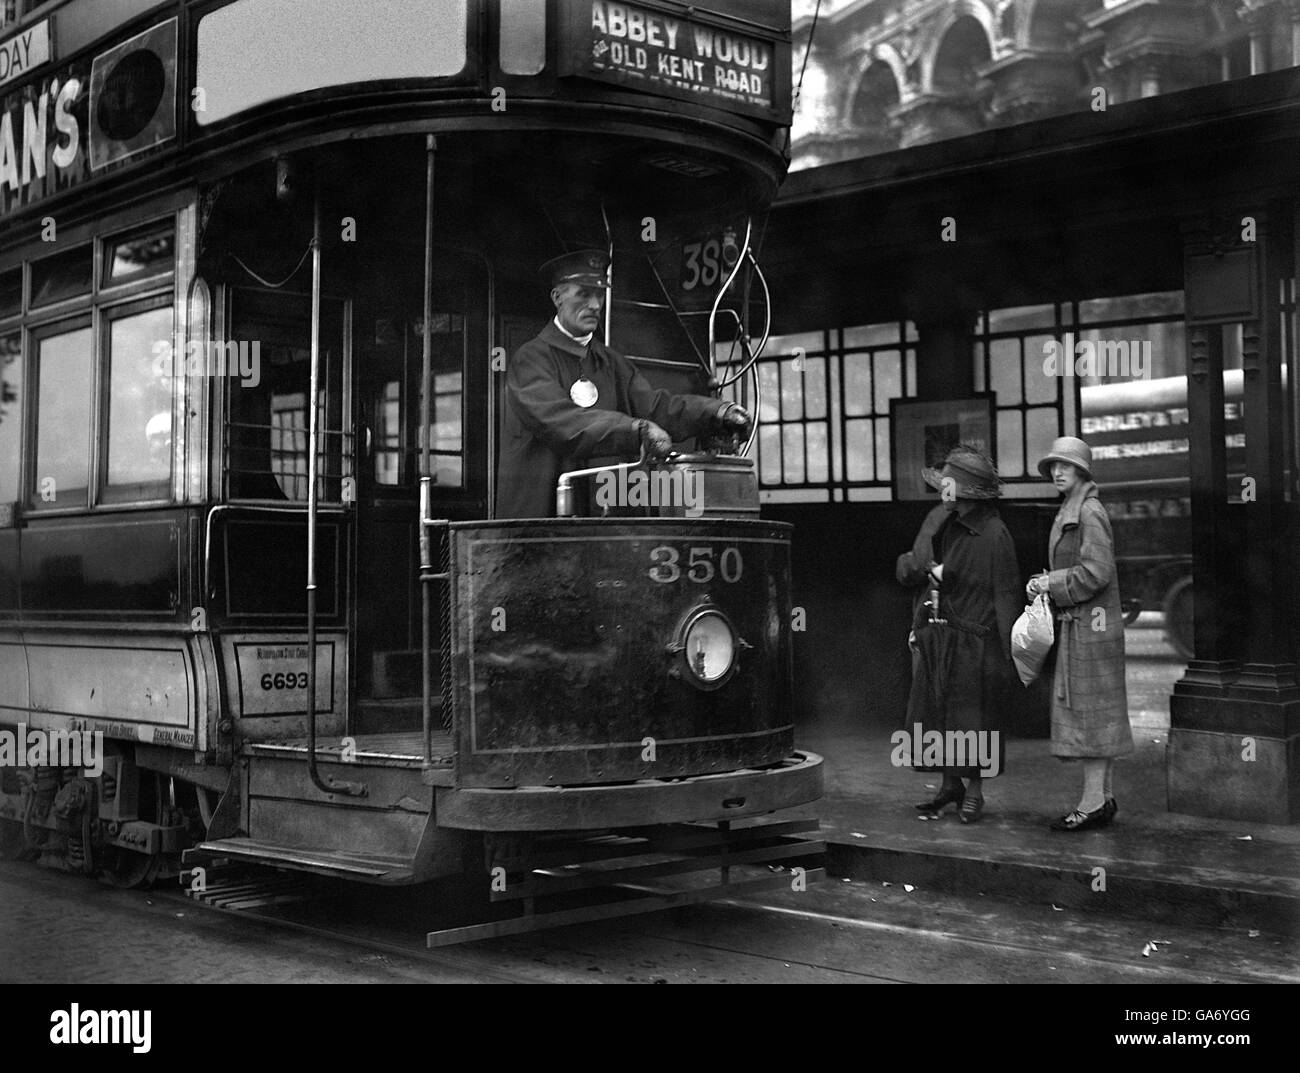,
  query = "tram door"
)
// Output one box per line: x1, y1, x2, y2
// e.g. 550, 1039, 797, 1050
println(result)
354, 252, 489, 713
